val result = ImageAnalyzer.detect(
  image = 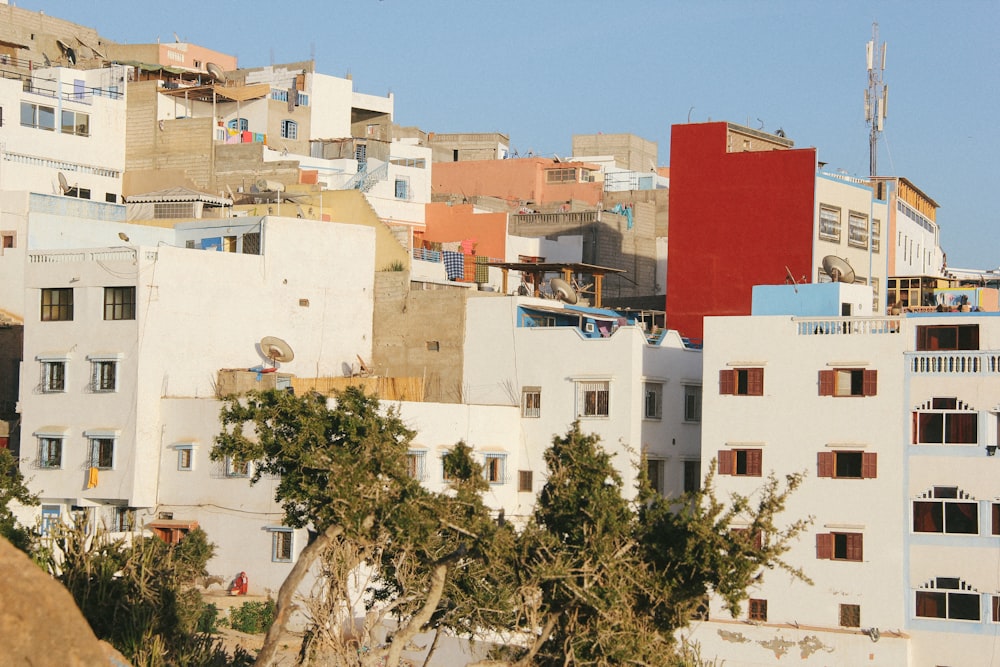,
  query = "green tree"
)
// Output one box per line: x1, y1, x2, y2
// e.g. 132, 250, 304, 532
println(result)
473, 423, 810, 667
0, 448, 39, 553
213, 388, 505, 667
